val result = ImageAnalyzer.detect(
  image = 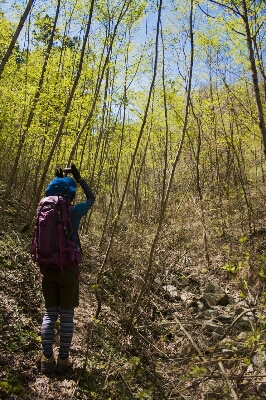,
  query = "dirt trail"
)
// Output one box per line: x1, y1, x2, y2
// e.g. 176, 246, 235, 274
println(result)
0, 238, 100, 400
32, 265, 98, 399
